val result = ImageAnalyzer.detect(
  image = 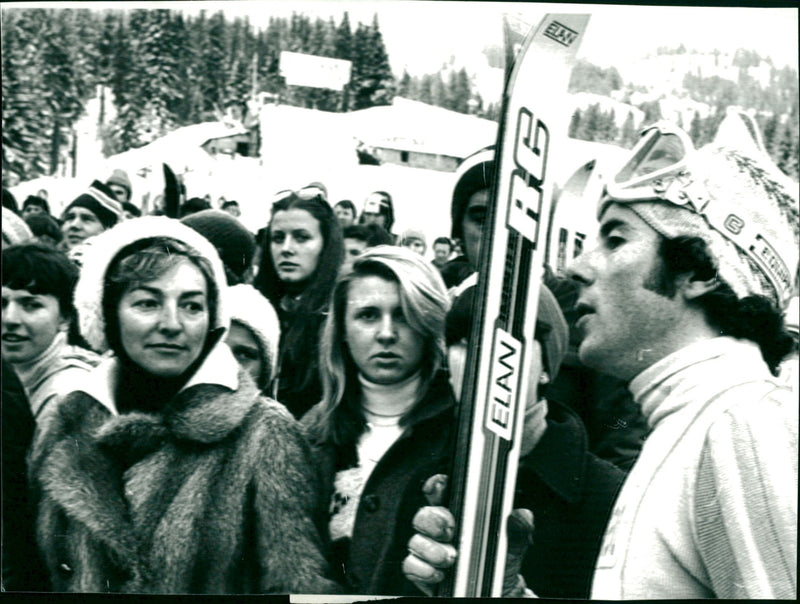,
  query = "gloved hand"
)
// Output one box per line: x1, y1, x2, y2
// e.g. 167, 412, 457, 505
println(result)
402, 474, 536, 597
